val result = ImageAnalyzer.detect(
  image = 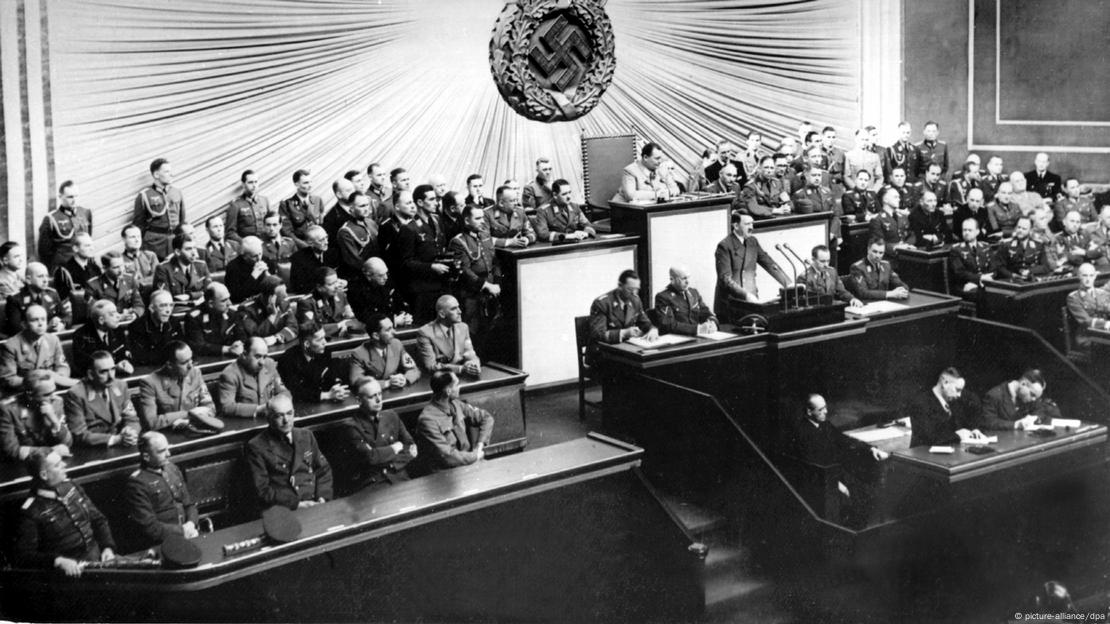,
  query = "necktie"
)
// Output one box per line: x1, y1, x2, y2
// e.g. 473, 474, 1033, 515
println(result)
105, 389, 117, 423
32, 339, 42, 362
